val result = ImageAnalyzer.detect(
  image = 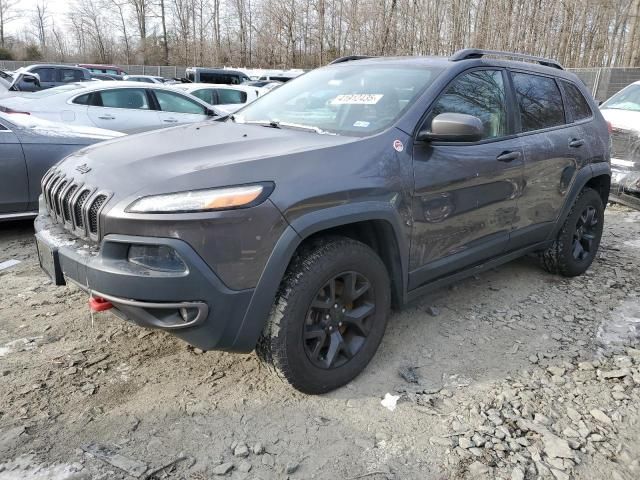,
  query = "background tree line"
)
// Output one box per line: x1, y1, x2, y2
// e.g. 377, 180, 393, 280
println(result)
1, 0, 639, 69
